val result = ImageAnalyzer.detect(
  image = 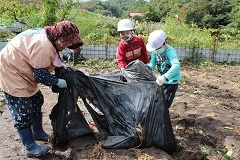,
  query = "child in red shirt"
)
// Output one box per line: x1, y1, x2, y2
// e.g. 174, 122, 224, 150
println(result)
116, 19, 149, 70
